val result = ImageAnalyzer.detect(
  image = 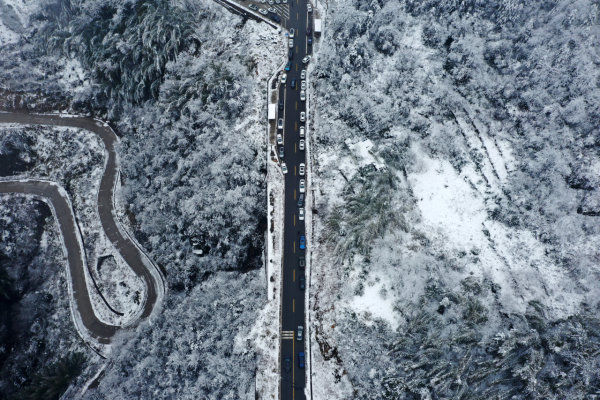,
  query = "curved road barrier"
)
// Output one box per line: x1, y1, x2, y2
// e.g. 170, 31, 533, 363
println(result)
0, 111, 166, 355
